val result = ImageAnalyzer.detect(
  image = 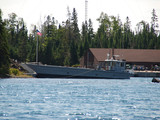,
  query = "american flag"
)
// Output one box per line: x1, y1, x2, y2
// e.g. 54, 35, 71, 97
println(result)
36, 30, 42, 36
